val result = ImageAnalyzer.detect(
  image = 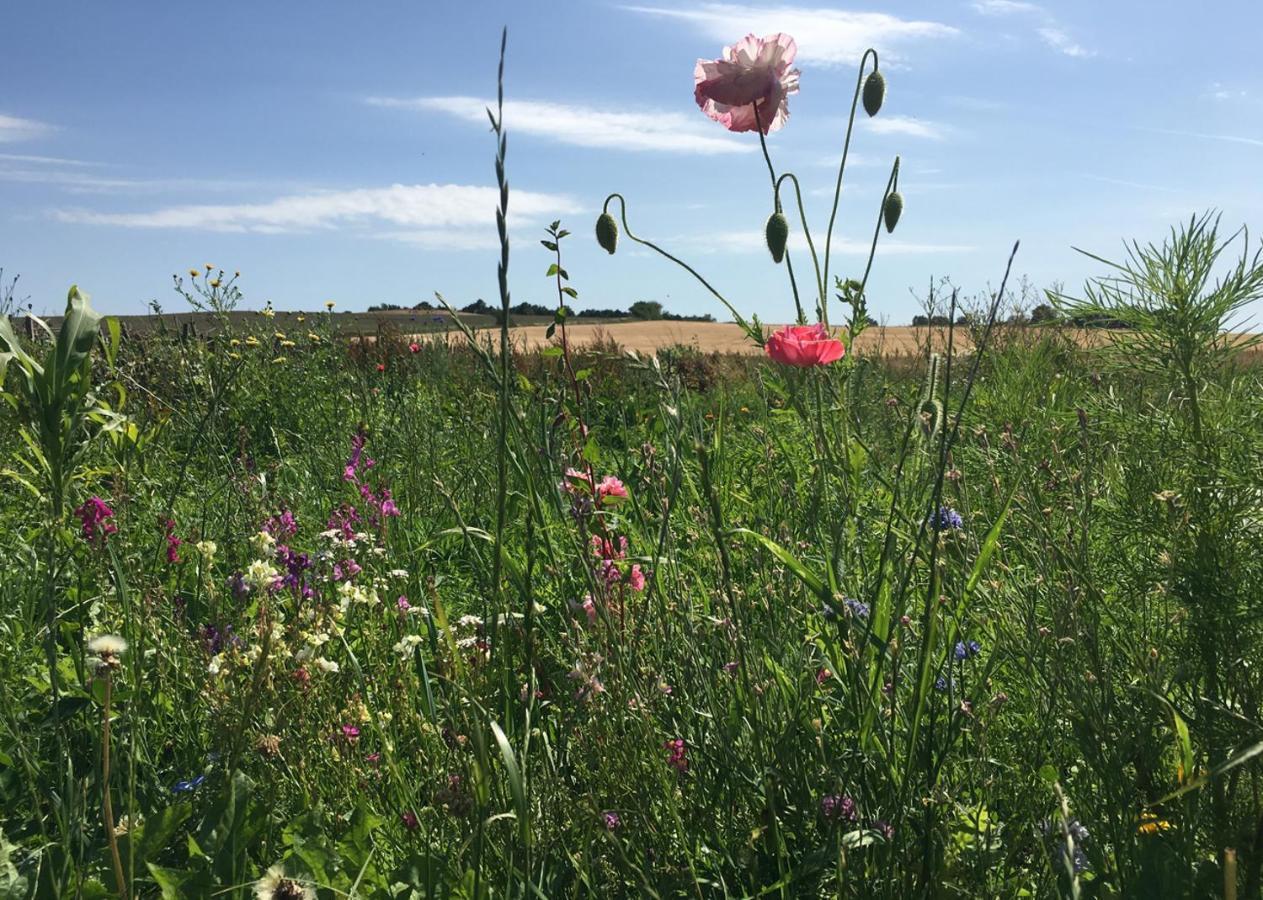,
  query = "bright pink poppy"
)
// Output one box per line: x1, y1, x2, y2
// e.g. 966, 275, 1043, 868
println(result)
764, 324, 845, 367
694, 33, 800, 134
